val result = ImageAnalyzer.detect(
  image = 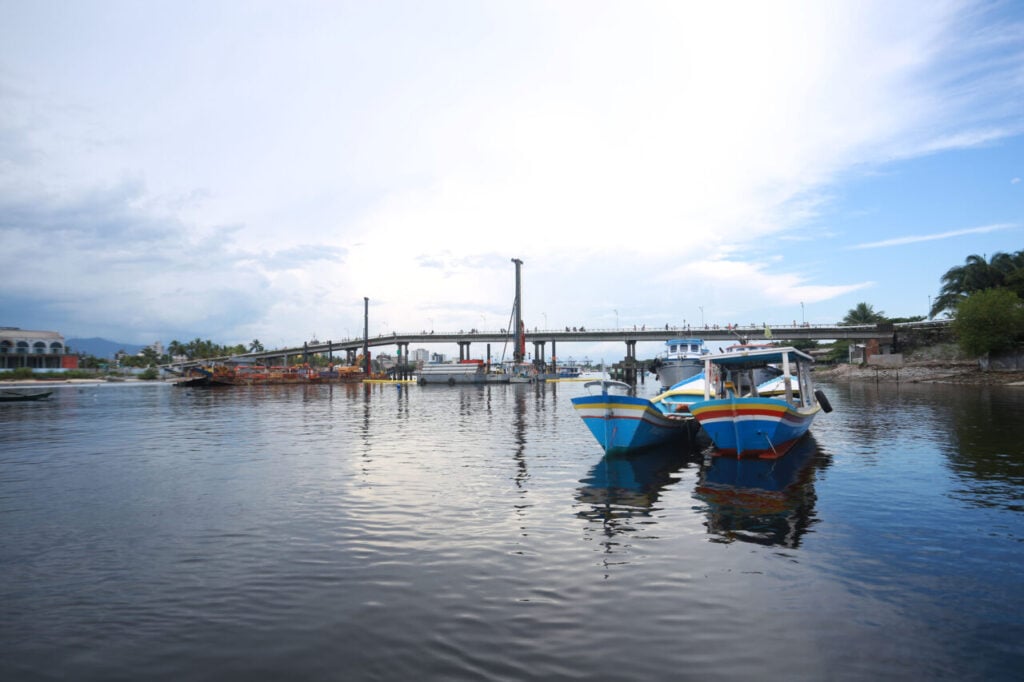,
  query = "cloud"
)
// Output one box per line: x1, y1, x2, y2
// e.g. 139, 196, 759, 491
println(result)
850, 223, 1017, 249
1, 1, 1021, 342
